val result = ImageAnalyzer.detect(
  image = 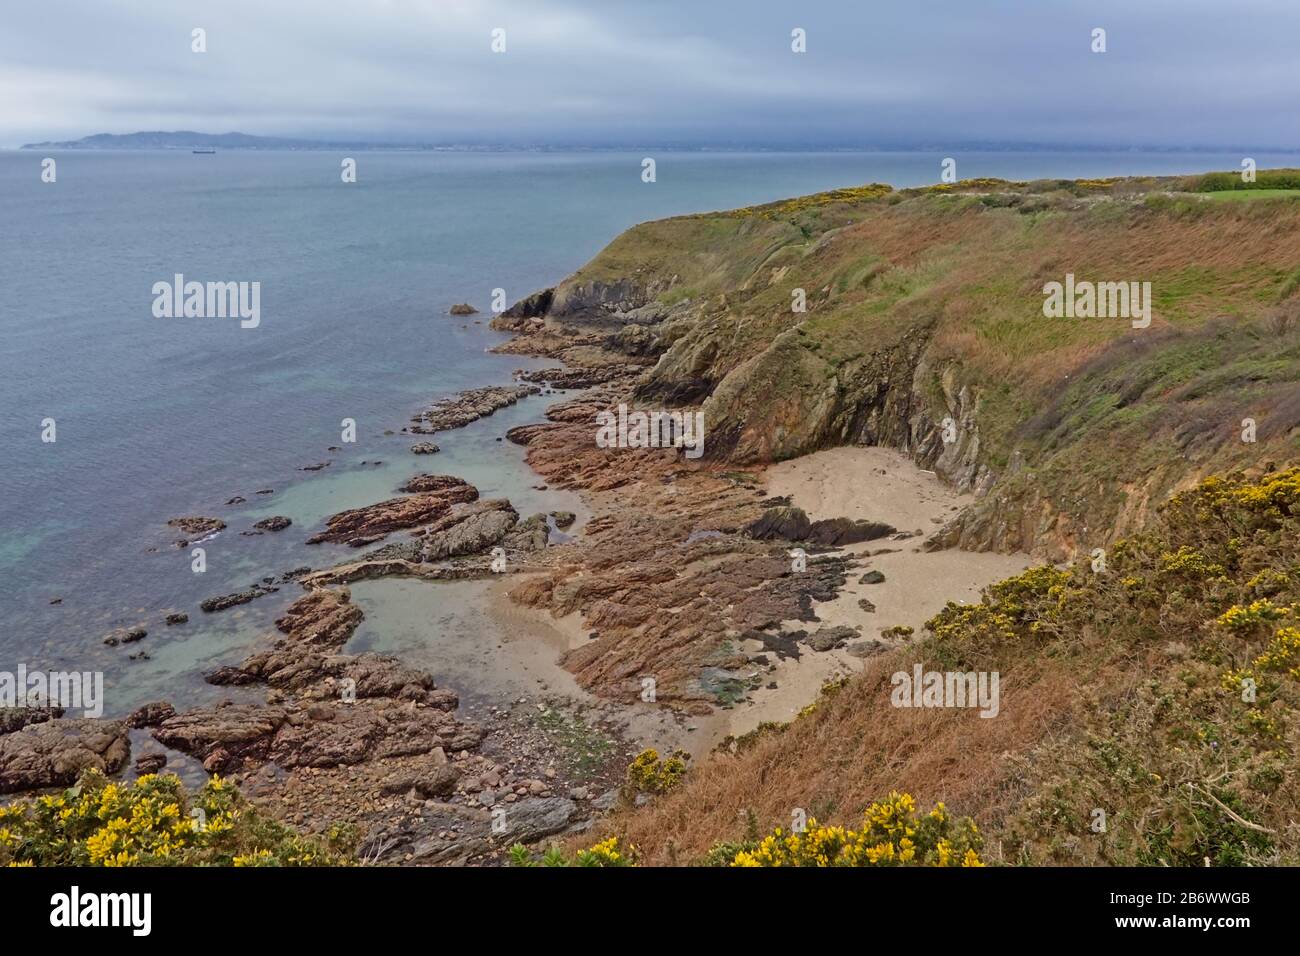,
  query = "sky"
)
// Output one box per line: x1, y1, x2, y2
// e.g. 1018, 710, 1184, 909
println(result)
3, 0, 1299, 149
